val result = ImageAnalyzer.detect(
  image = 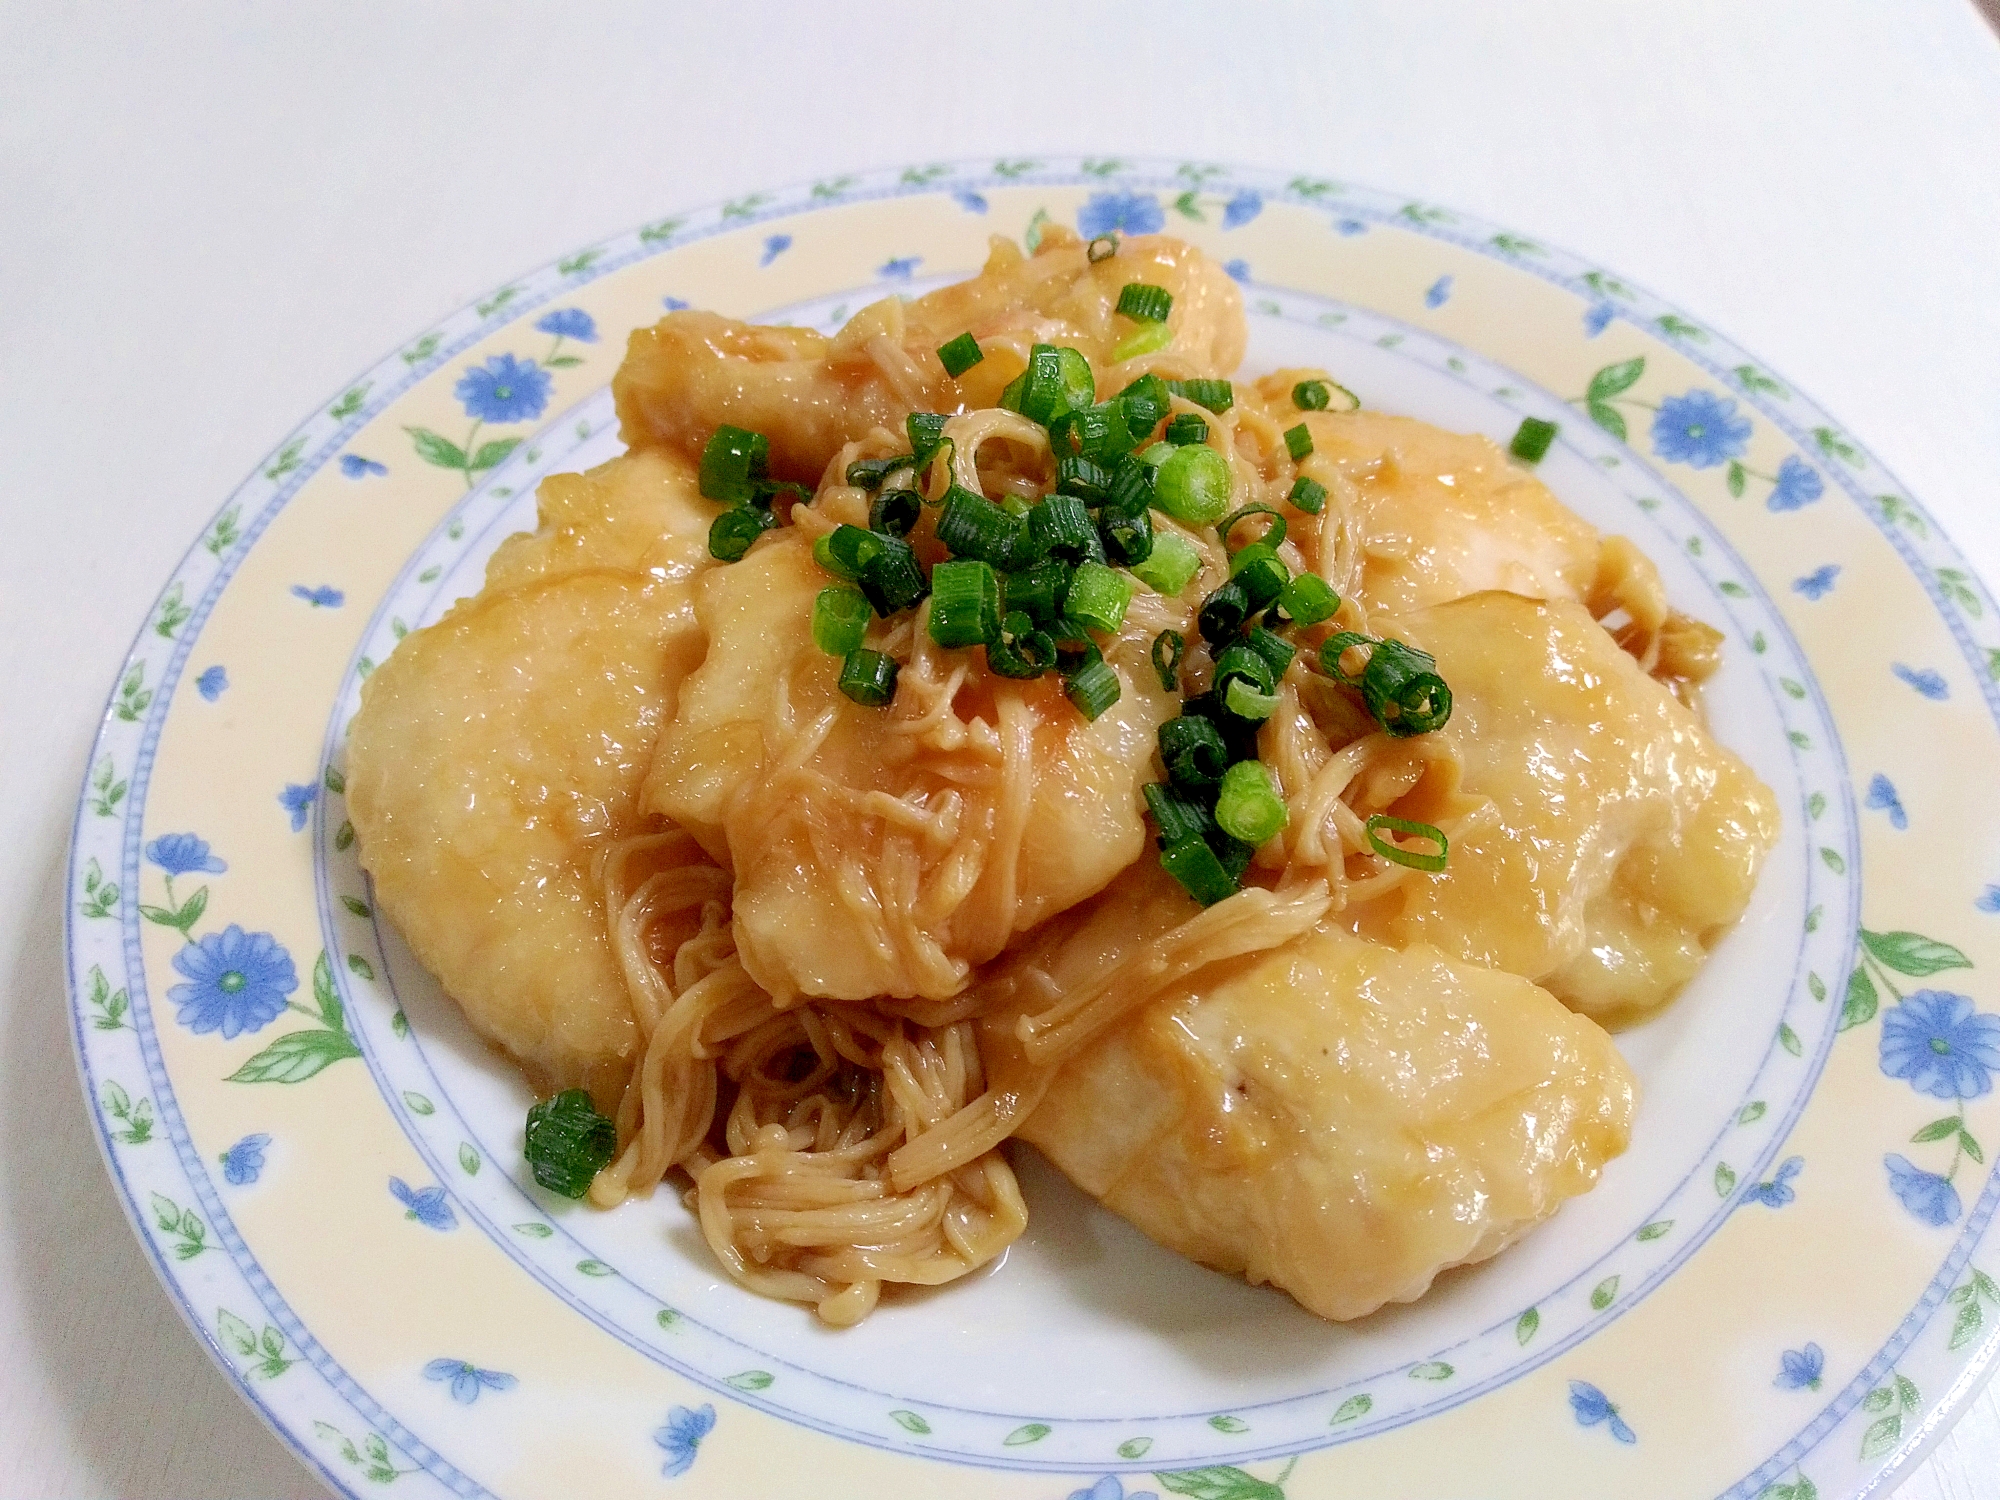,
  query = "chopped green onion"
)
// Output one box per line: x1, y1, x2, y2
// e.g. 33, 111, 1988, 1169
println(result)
1139, 441, 1175, 467
1019, 344, 1096, 426
1066, 561, 1132, 635
1116, 283, 1174, 322
1087, 233, 1119, 263
1288, 476, 1327, 514
1215, 760, 1288, 844
1056, 454, 1111, 502
1145, 781, 1214, 847
1130, 531, 1201, 595
1246, 625, 1297, 679
1218, 503, 1287, 555
1320, 631, 1374, 682
812, 586, 870, 656
1000, 494, 1033, 519
1365, 813, 1449, 872
1166, 378, 1234, 413
1292, 380, 1331, 411
1160, 835, 1237, 906
708, 505, 776, 561
1049, 401, 1134, 463
1100, 505, 1154, 566
1213, 641, 1278, 705
1159, 713, 1228, 788
1231, 549, 1289, 613
1318, 633, 1453, 737
1117, 373, 1173, 439
857, 534, 929, 617
1151, 630, 1185, 693
1198, 577, 1252, 643
1510, 416, 1558, 464
869, 486, 921, 538
1112, 323, 1174, 362
1225, 679, 1281, 720
846, 454, 916, 490
938, 485, 1028, 567
928, 560, 1003, 649
937, 332, 984, 378
1277, 573, 1339, 625
987, 611, 1057, 678
1283, 423, 1314, 461
815, 524, 886, 582
698, 425, 769, 505
1165, 412, 1209, 446
907, 411, 950, 467
1153, 444, 1232, 524
838, 648, 899, 706
1029, 494, 1101, 562
1064, 655, 1122, 720
998, 369, 1029, 412
524, 1089, 618, 1198
1004, 559, 1072, 624
1105, 455, 1155, 516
